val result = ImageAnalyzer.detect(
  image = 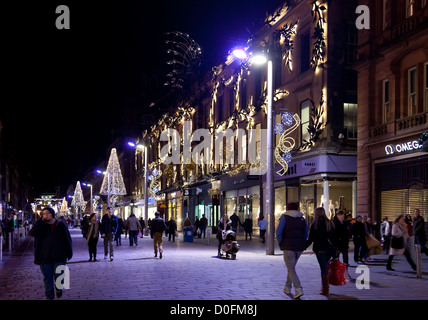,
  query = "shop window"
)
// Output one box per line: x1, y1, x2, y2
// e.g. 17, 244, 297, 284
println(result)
382, 79, 391, 123
408, 67, 417, 116
381, 188, 428, 222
